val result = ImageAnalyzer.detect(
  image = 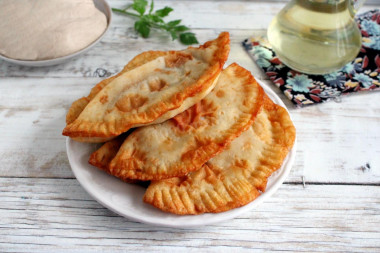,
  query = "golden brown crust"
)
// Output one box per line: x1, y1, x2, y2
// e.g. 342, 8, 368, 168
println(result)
89, 135, 125, 171
62, 32, 230, 142
88, 133, 141, 184
144, 164, 261, 215
143, 94, 296, 215
108, 63, 265, 181
66, 51, 168, 125
65, 51, 168, 143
